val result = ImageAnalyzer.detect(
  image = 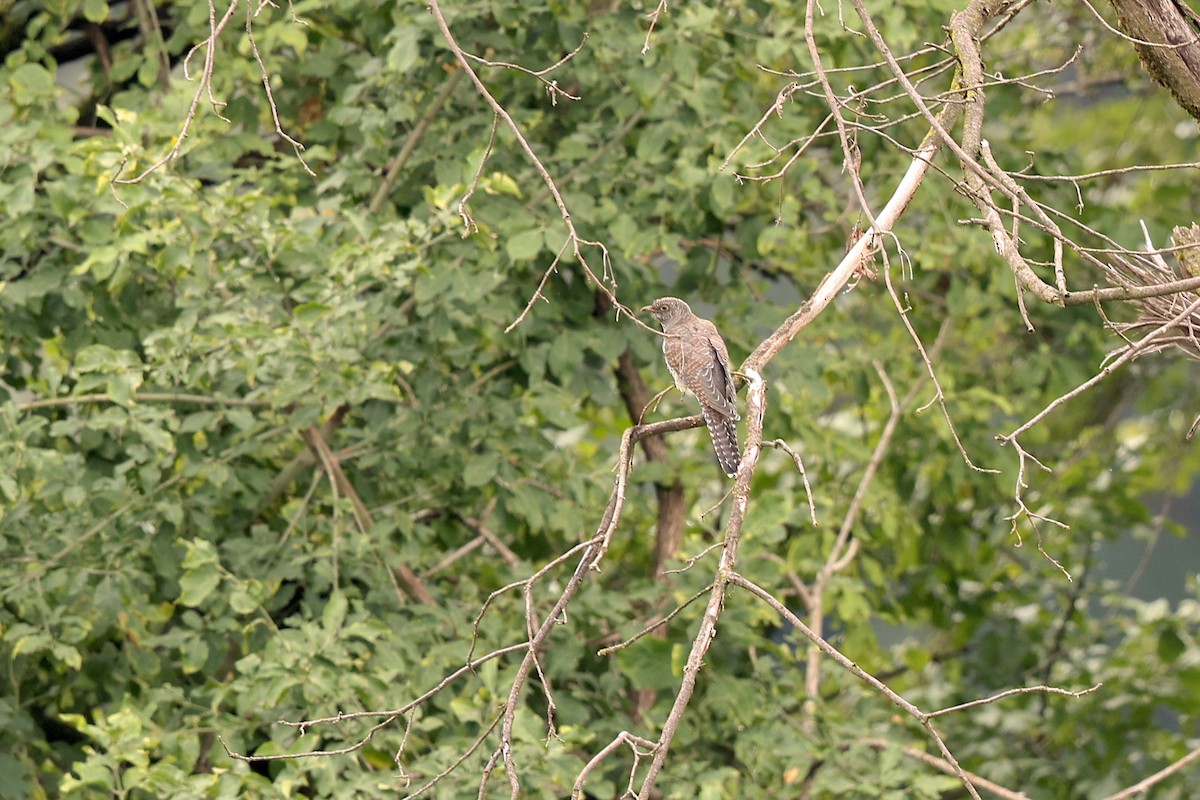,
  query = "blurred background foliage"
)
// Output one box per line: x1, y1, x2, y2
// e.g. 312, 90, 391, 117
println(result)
1, 0, 1197, 797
